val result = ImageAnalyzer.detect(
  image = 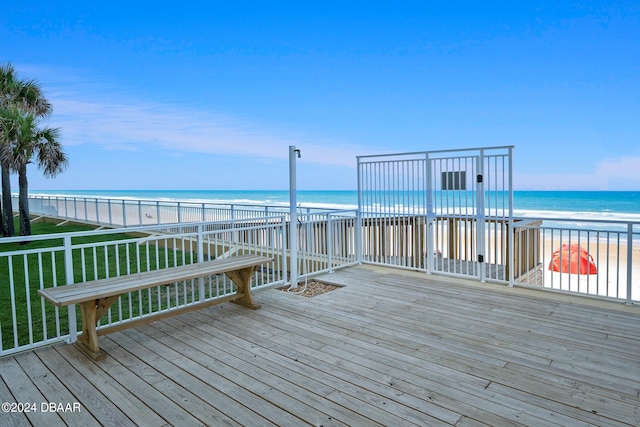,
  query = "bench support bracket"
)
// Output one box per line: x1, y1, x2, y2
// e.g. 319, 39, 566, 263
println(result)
227, 266, 262, 310
76, 295, 120, 360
